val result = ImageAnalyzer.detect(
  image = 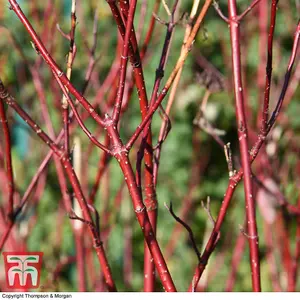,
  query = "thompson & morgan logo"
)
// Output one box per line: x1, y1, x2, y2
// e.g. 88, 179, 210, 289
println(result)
2, 252, 43, 289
